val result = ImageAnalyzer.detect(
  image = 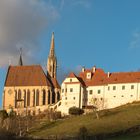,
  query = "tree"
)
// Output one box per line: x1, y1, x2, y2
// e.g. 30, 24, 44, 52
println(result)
90, 97, 104, 119
0, 110, 8, 128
